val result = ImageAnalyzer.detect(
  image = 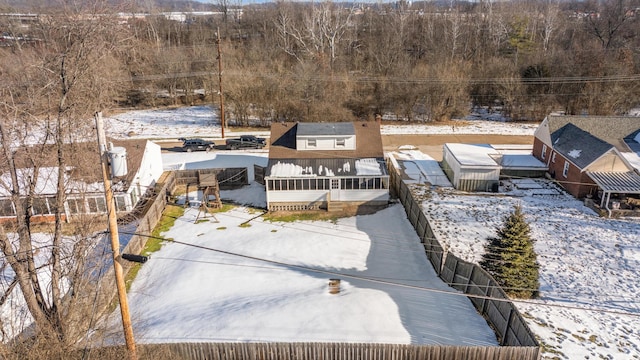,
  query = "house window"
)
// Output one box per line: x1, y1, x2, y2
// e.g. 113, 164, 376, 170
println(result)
307, 139, 316, 147
115, 195, 127, 211
32, 197, 54, 215
0, 199, 15, 216
88, 197, 107, 213
67, 198, 83, 214
541, 144, 547, 160
563, 161, 570, 177
551, 152, 556, 163
336, 139, 345, 147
